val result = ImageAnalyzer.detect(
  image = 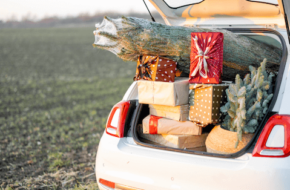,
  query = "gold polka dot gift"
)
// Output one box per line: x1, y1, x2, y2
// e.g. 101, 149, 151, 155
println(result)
189, 84, 228, 126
